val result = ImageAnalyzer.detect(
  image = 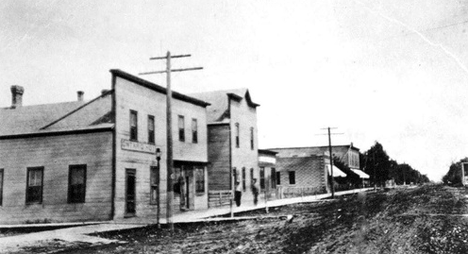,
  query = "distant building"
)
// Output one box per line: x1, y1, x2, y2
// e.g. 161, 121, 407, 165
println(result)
271, 143, 369, 192
258, 149, 278, 200
0, 70, 210, 224
190, 89, 261, 207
